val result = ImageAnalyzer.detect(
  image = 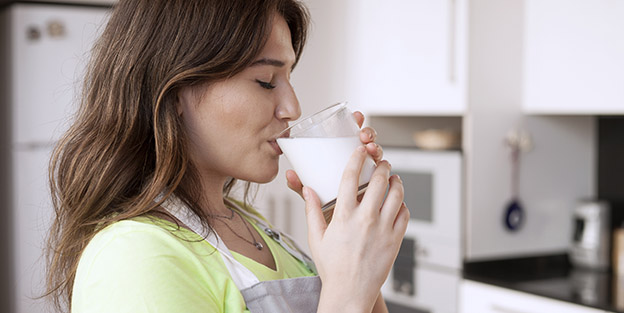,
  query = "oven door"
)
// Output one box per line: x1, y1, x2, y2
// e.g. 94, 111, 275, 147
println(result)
382, 237, 460, 313
384, 149, 462, 270
383, 264, 460, 312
